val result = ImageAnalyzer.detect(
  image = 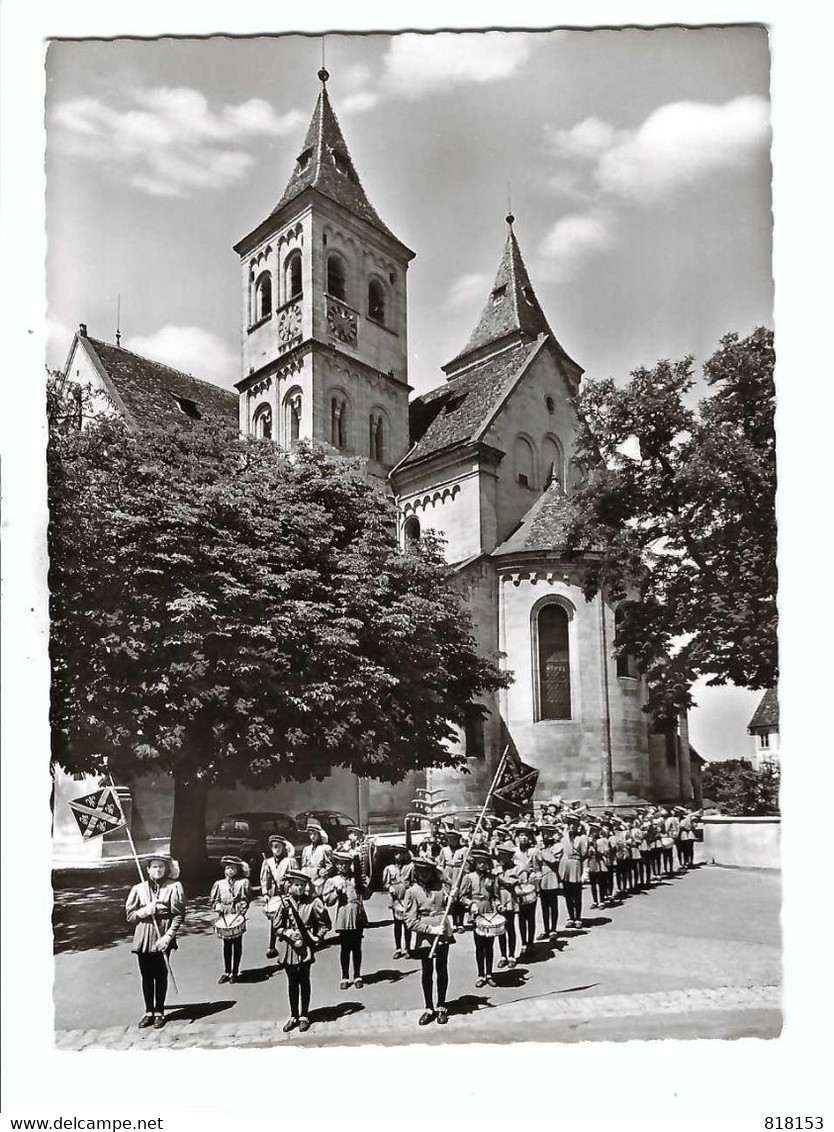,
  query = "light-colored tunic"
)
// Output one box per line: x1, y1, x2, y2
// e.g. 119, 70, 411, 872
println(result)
125, 879, 186, 954
260, 854, 296, 898
322, 875, 366, 932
